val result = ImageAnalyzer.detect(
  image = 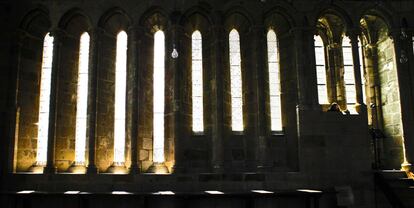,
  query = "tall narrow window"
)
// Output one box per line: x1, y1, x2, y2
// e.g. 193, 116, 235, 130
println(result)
36, 33, 54, 165
412, 36, 414, 56
74, 32, 90, 165
342, 36, 357, 114
358, 38, 366, 104
229, 29, 243, 132
267, 30, 282, 132
192, 31, 204, 133
114, 31, 127, 164
314, 35, 329, 104
153, 30, 165, 163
